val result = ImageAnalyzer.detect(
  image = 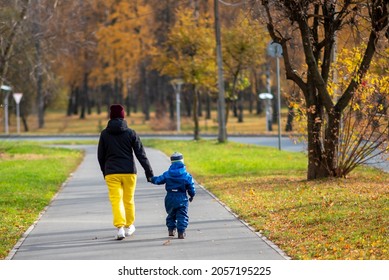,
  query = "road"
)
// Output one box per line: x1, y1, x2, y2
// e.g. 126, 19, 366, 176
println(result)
1, 134, 304, 151
1, 134, 387, 172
